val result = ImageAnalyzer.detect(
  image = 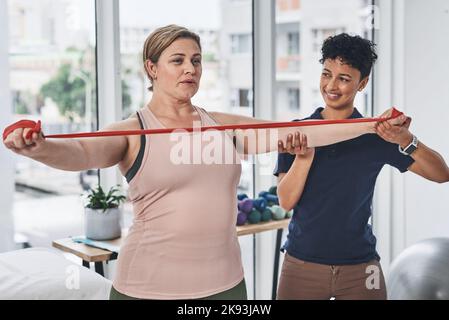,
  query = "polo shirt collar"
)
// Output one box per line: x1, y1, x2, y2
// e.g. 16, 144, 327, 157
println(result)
310, 107, 363, 120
